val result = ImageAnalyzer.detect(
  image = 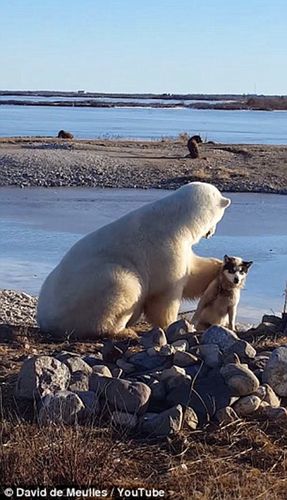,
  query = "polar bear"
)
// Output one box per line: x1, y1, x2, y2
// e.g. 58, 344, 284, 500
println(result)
37, 182, 231, 338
